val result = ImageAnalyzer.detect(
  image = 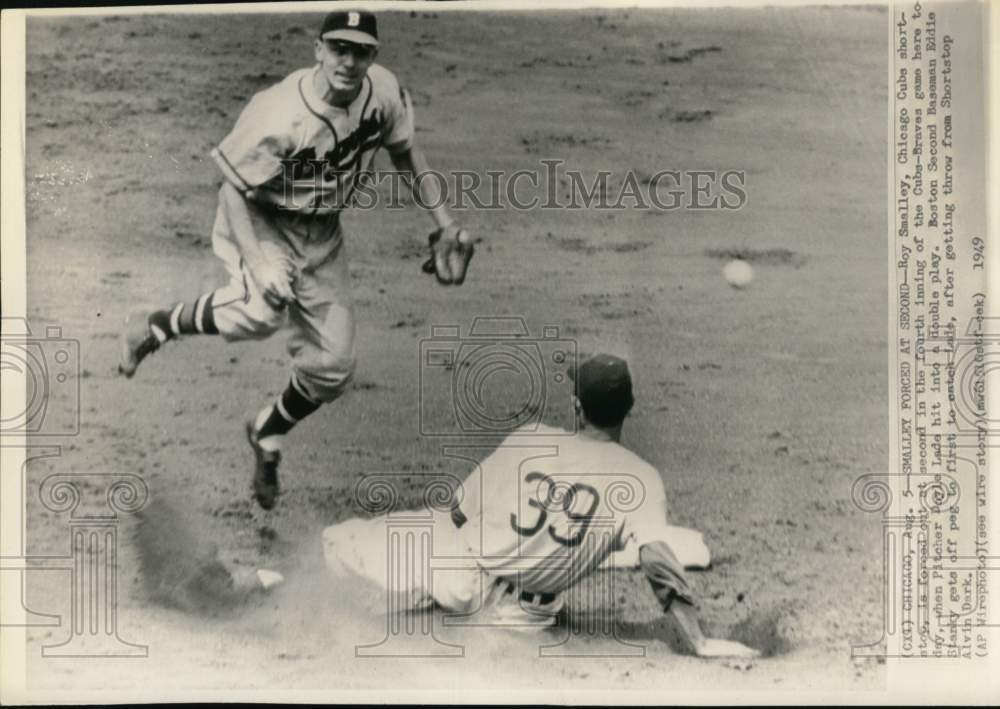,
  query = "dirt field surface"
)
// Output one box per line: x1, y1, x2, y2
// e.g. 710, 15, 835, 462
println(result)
21, 5, 889, 700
